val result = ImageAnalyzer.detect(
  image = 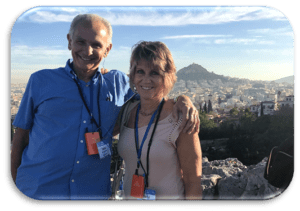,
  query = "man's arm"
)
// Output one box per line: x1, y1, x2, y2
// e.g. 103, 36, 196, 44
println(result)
172, 95, 200, 134
11, 128, 29, 183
